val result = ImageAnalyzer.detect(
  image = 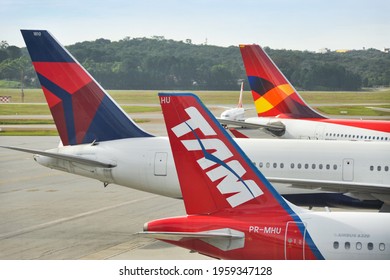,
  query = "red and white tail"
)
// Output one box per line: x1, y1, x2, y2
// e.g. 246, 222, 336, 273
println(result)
240, 44, 325, 119
159, 93, 294, 216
